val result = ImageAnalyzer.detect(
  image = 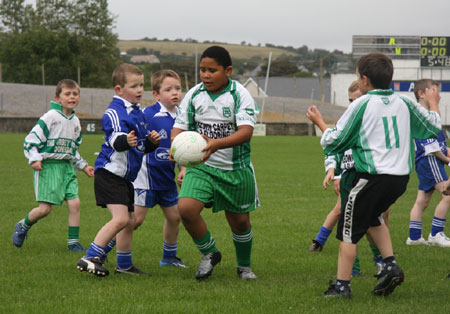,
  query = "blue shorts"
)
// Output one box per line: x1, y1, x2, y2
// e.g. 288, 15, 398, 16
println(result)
134, 187, 178, 208
416, 155, 448, 192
